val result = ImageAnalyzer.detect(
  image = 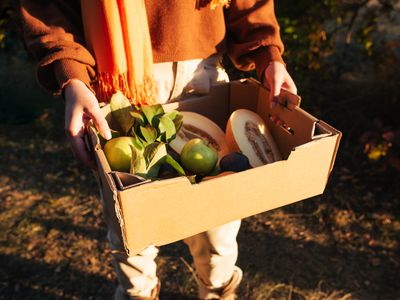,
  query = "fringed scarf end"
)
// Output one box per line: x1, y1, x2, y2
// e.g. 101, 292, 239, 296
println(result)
95, 72, 157, 106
